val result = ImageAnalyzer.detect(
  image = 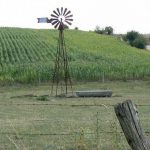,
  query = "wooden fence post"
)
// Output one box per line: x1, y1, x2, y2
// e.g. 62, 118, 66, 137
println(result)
114, 100, 150, 150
